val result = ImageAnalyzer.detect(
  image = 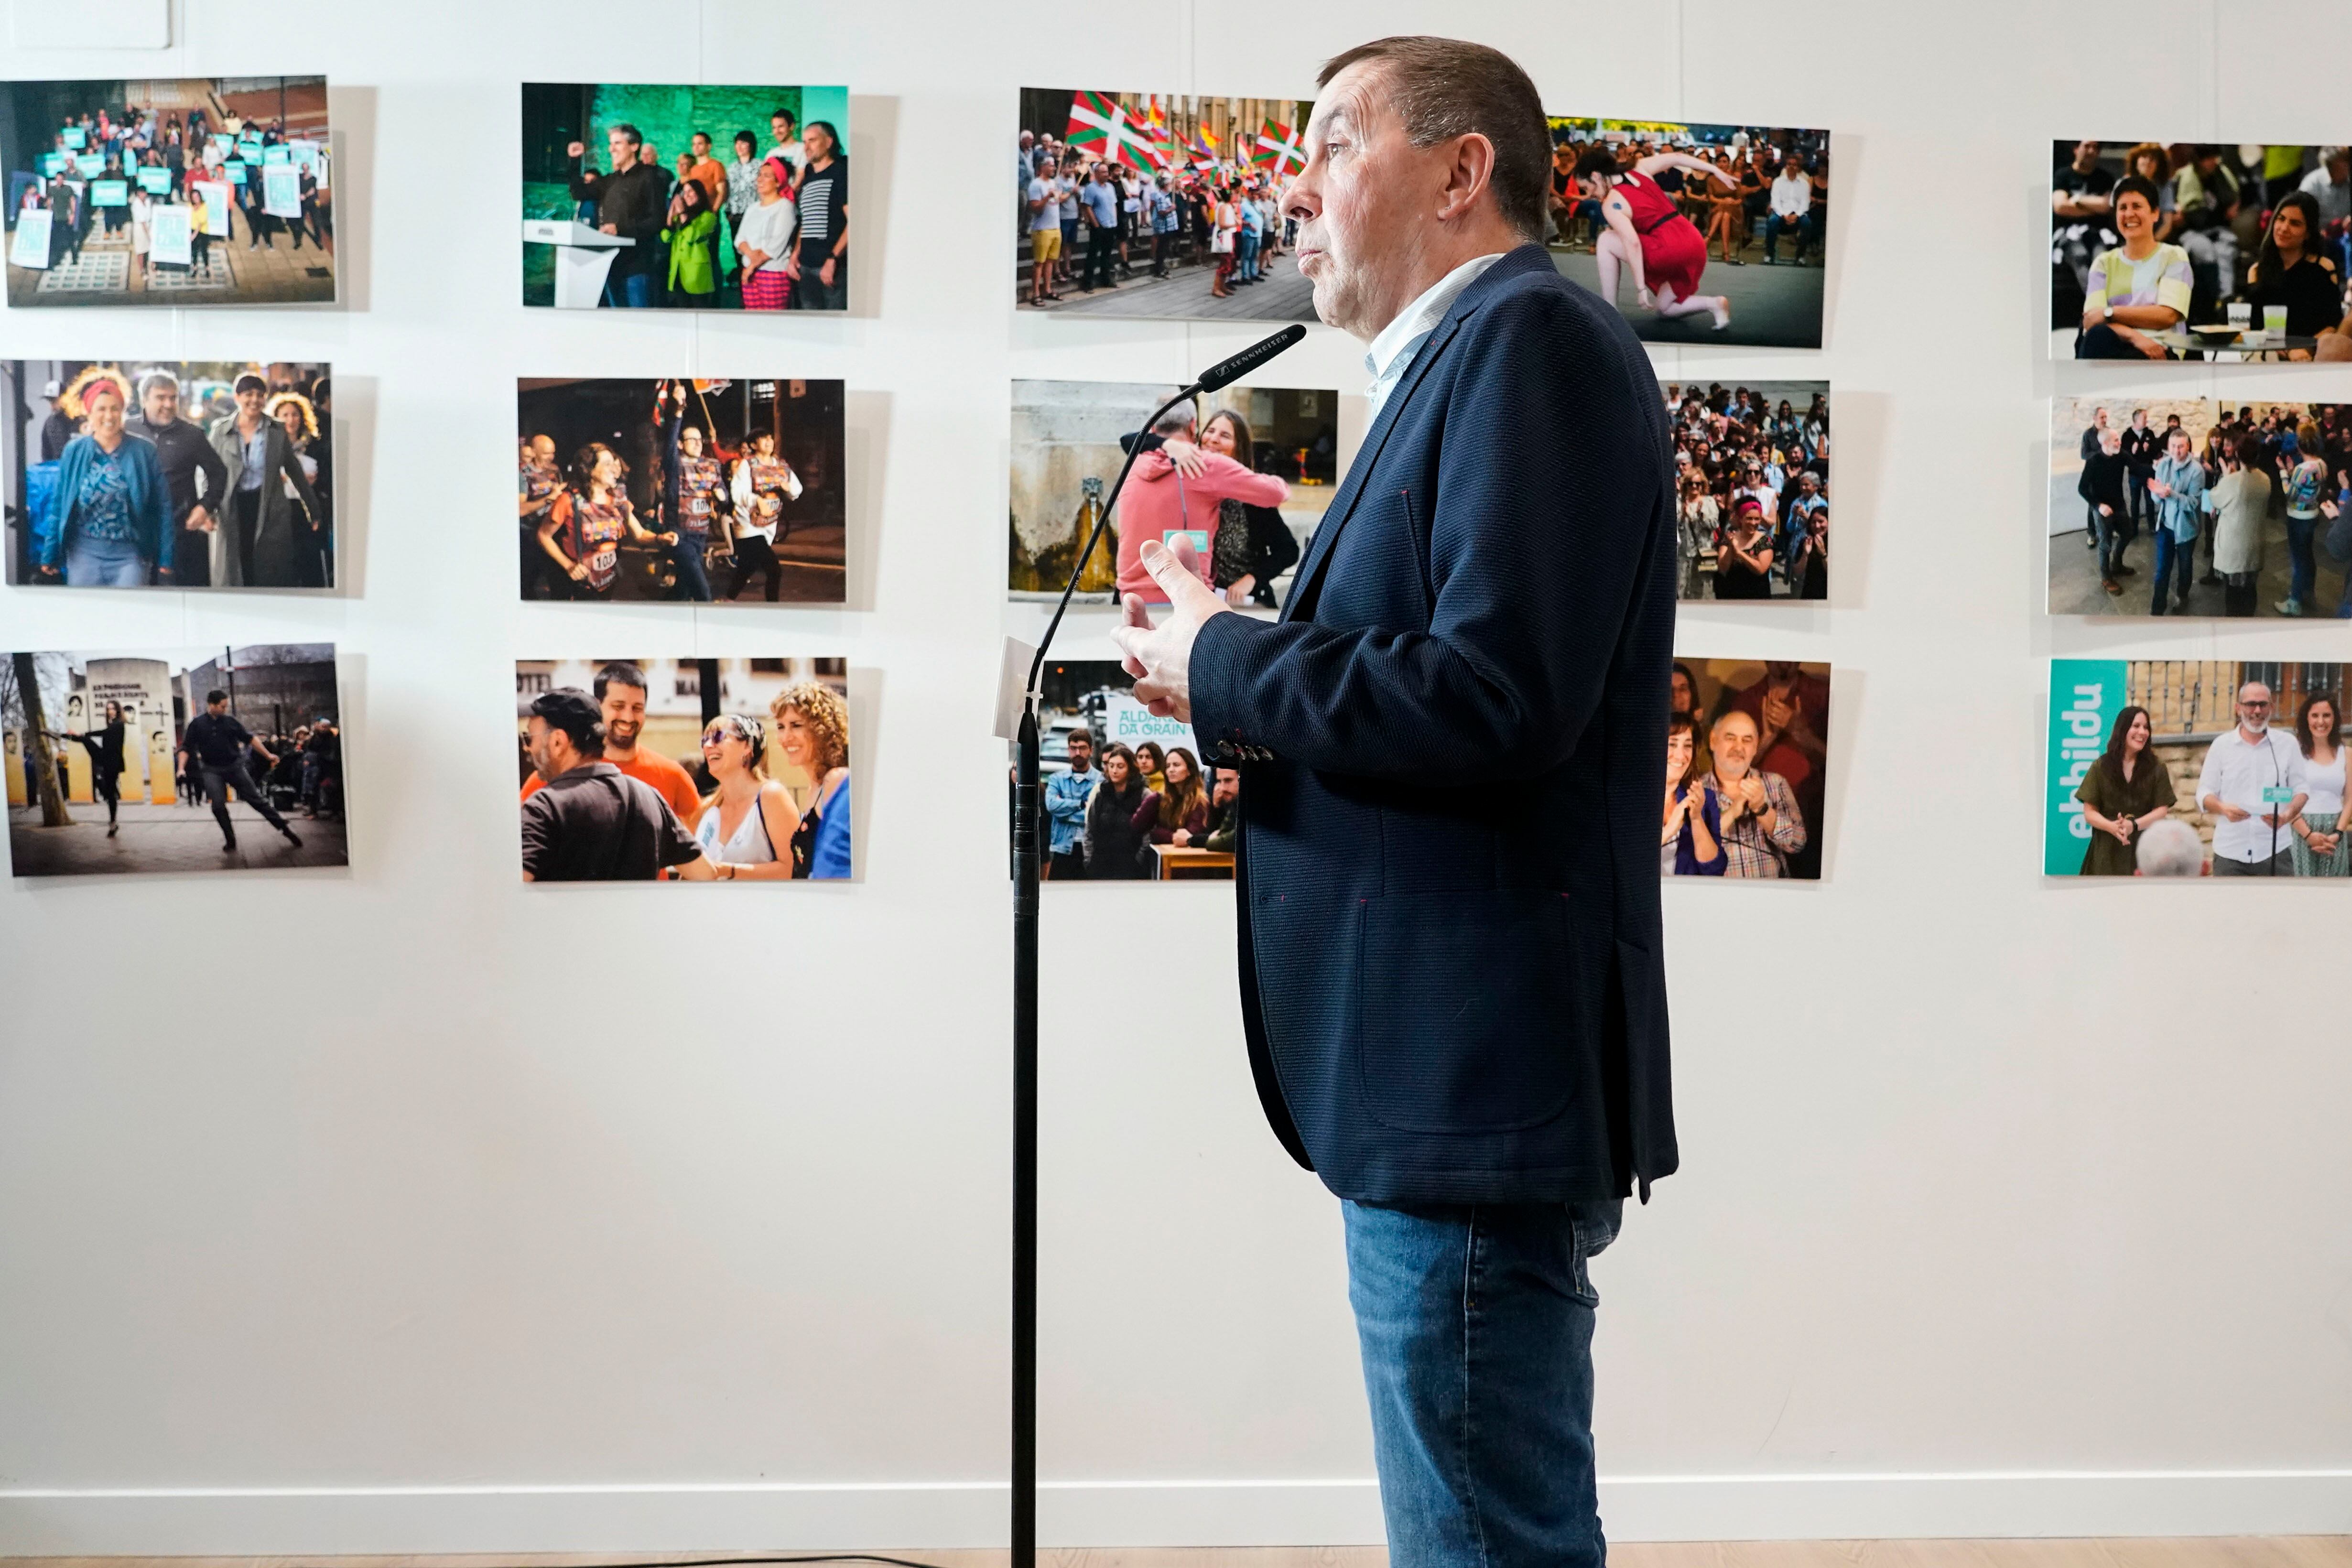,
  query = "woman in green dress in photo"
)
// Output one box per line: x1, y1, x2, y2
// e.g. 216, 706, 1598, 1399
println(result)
2076, 704, 2177, 876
